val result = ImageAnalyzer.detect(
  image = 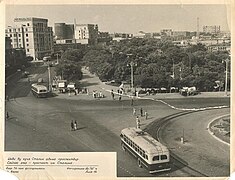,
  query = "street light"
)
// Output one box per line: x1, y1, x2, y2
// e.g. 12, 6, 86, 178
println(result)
47, 61, 52, 93
222, 58, 230, 95
126, 54, 137, 92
